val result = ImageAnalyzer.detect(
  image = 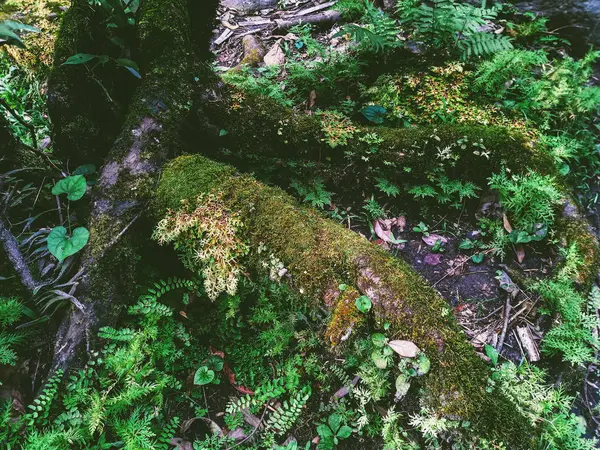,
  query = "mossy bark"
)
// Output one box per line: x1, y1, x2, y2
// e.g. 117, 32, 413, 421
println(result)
50, 0, 210, 372
152, 154, 535, 447
47, 0, 134, 167
194, 86, 555, 191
